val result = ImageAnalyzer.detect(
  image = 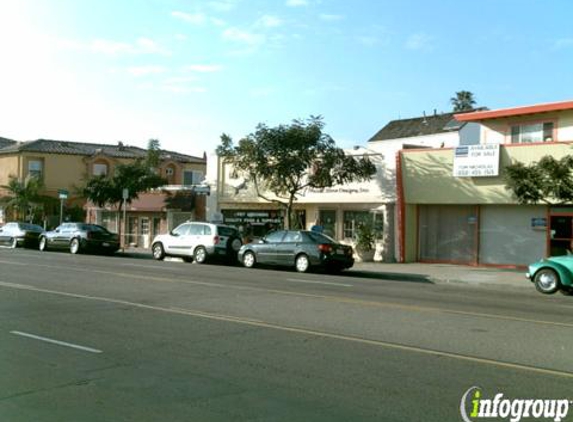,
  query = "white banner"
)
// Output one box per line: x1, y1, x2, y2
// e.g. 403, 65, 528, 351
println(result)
453, 144, 500, 177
